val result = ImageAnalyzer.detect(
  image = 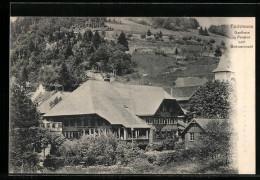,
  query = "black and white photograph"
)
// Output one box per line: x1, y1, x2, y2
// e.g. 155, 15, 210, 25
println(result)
9, 15, 255, 174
